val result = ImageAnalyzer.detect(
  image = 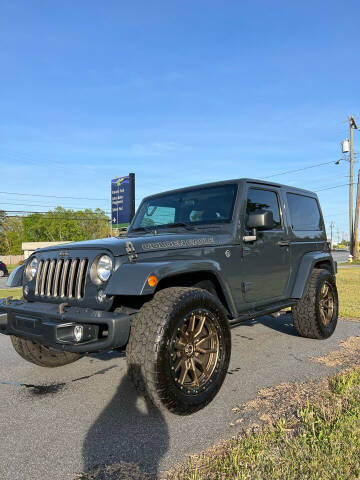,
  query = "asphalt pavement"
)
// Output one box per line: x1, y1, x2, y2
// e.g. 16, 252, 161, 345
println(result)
1, 315, 359, 480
